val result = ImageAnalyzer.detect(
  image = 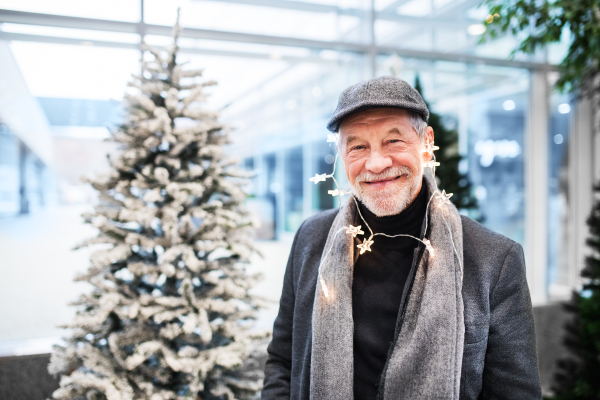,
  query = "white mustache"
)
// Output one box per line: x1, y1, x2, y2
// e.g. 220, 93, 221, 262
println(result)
355, 166, 412, 184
